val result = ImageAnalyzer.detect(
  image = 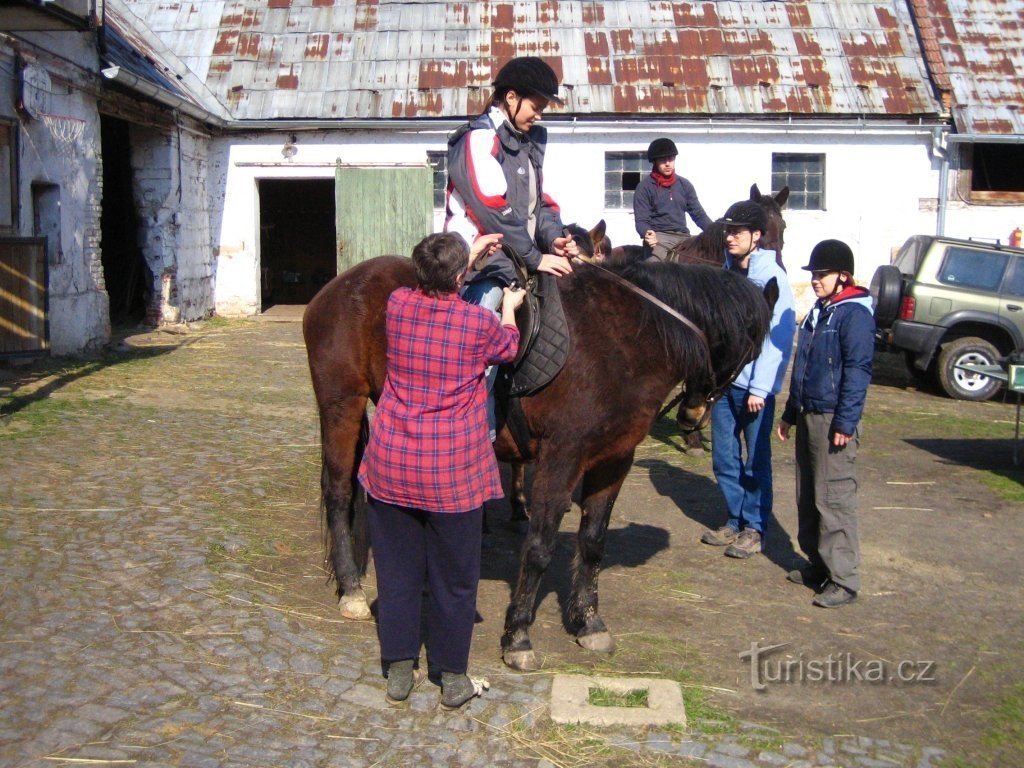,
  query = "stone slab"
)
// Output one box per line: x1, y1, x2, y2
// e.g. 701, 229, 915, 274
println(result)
549, 674, 686, 727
